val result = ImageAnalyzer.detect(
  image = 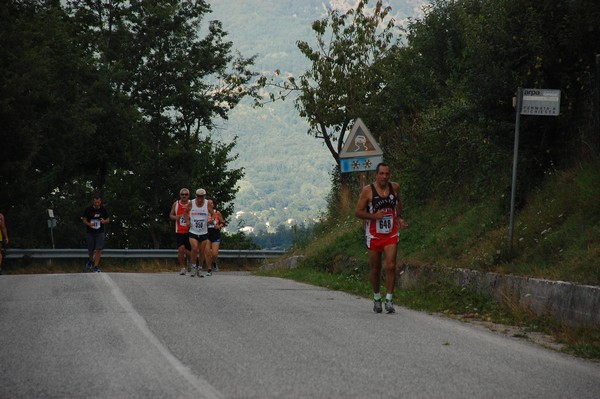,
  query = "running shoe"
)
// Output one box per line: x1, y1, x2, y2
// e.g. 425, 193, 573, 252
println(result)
179, 268, 186, 275
190, 266, 196, 277
213, 263, 218, 272
373, 299, 382, 313
93, 267, 101, 273
85, 261, 94, 270
206, 269, 212, 277
384, 300, 395, 314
